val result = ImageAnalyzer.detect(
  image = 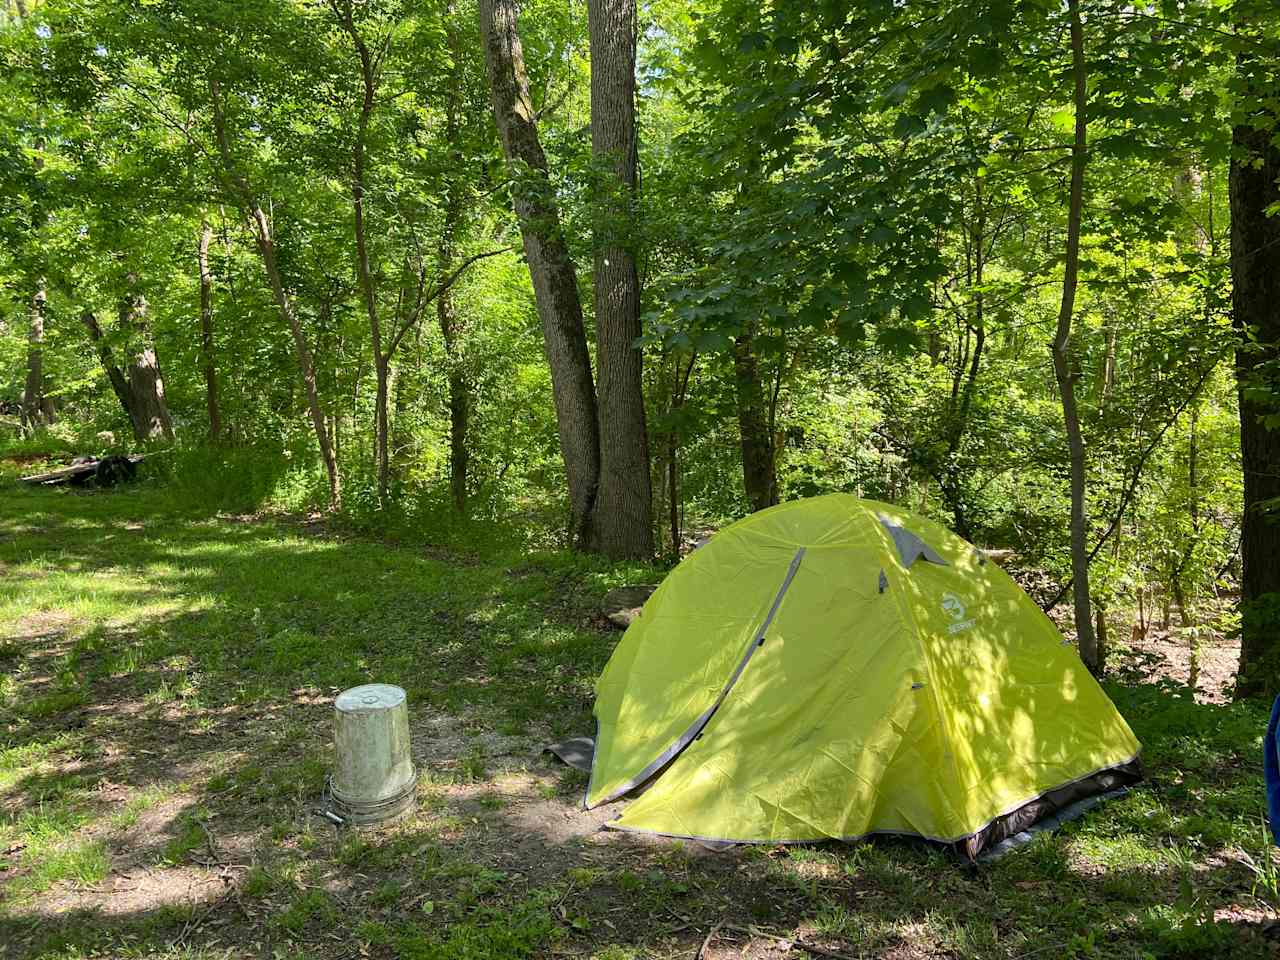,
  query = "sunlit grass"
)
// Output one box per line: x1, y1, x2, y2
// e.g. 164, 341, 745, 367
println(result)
0, 481, 1273, 958
108, 782, 173, 830
20, 840, 111, 895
